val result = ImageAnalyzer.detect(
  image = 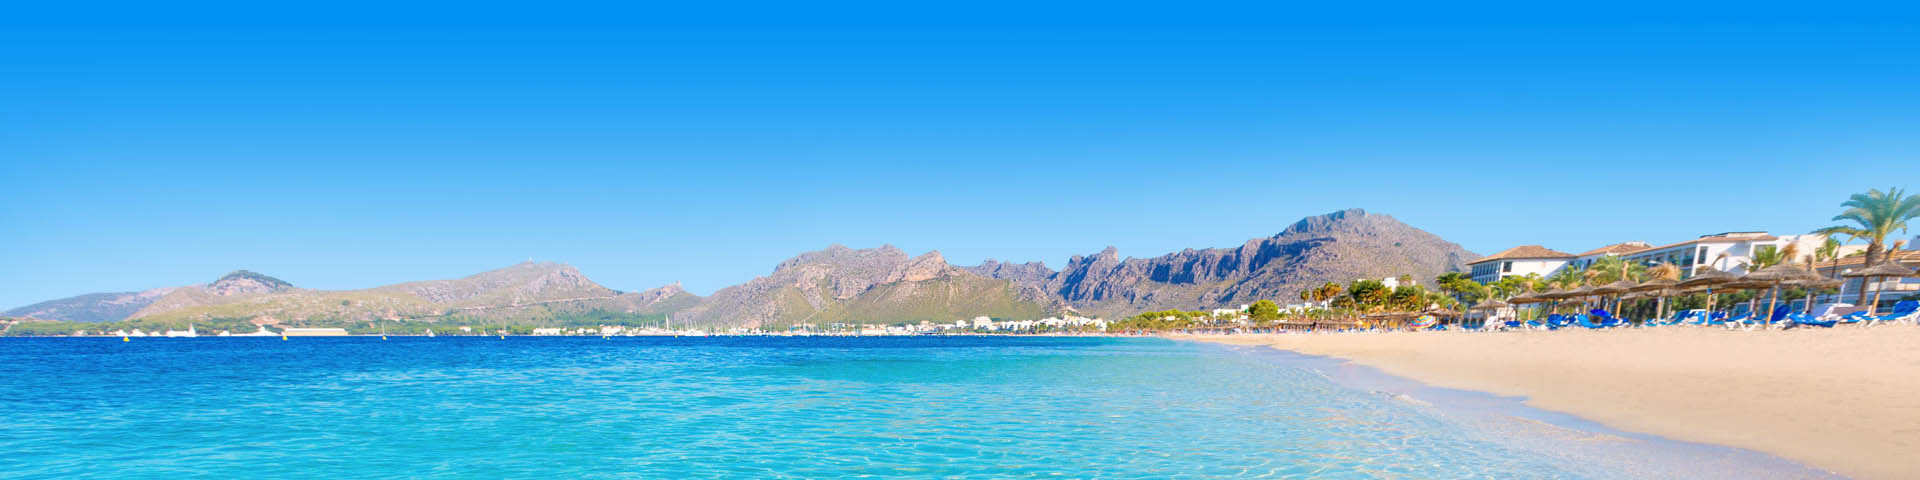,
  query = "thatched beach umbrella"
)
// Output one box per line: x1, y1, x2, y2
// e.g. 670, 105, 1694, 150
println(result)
1593, 279, 1639, 315
1793, 277, 1844, 314
1718, 277, 1775, 319
1744, 263, 1824, 321
1843, 262, 1918, 315
1566, 282, 1597, 312
1632, 278, 1679, 320
1677, 269, 1741, 317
